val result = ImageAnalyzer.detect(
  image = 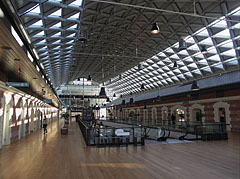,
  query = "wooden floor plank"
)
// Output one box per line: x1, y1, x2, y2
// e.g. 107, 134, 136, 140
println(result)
0, 119, 239, 179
